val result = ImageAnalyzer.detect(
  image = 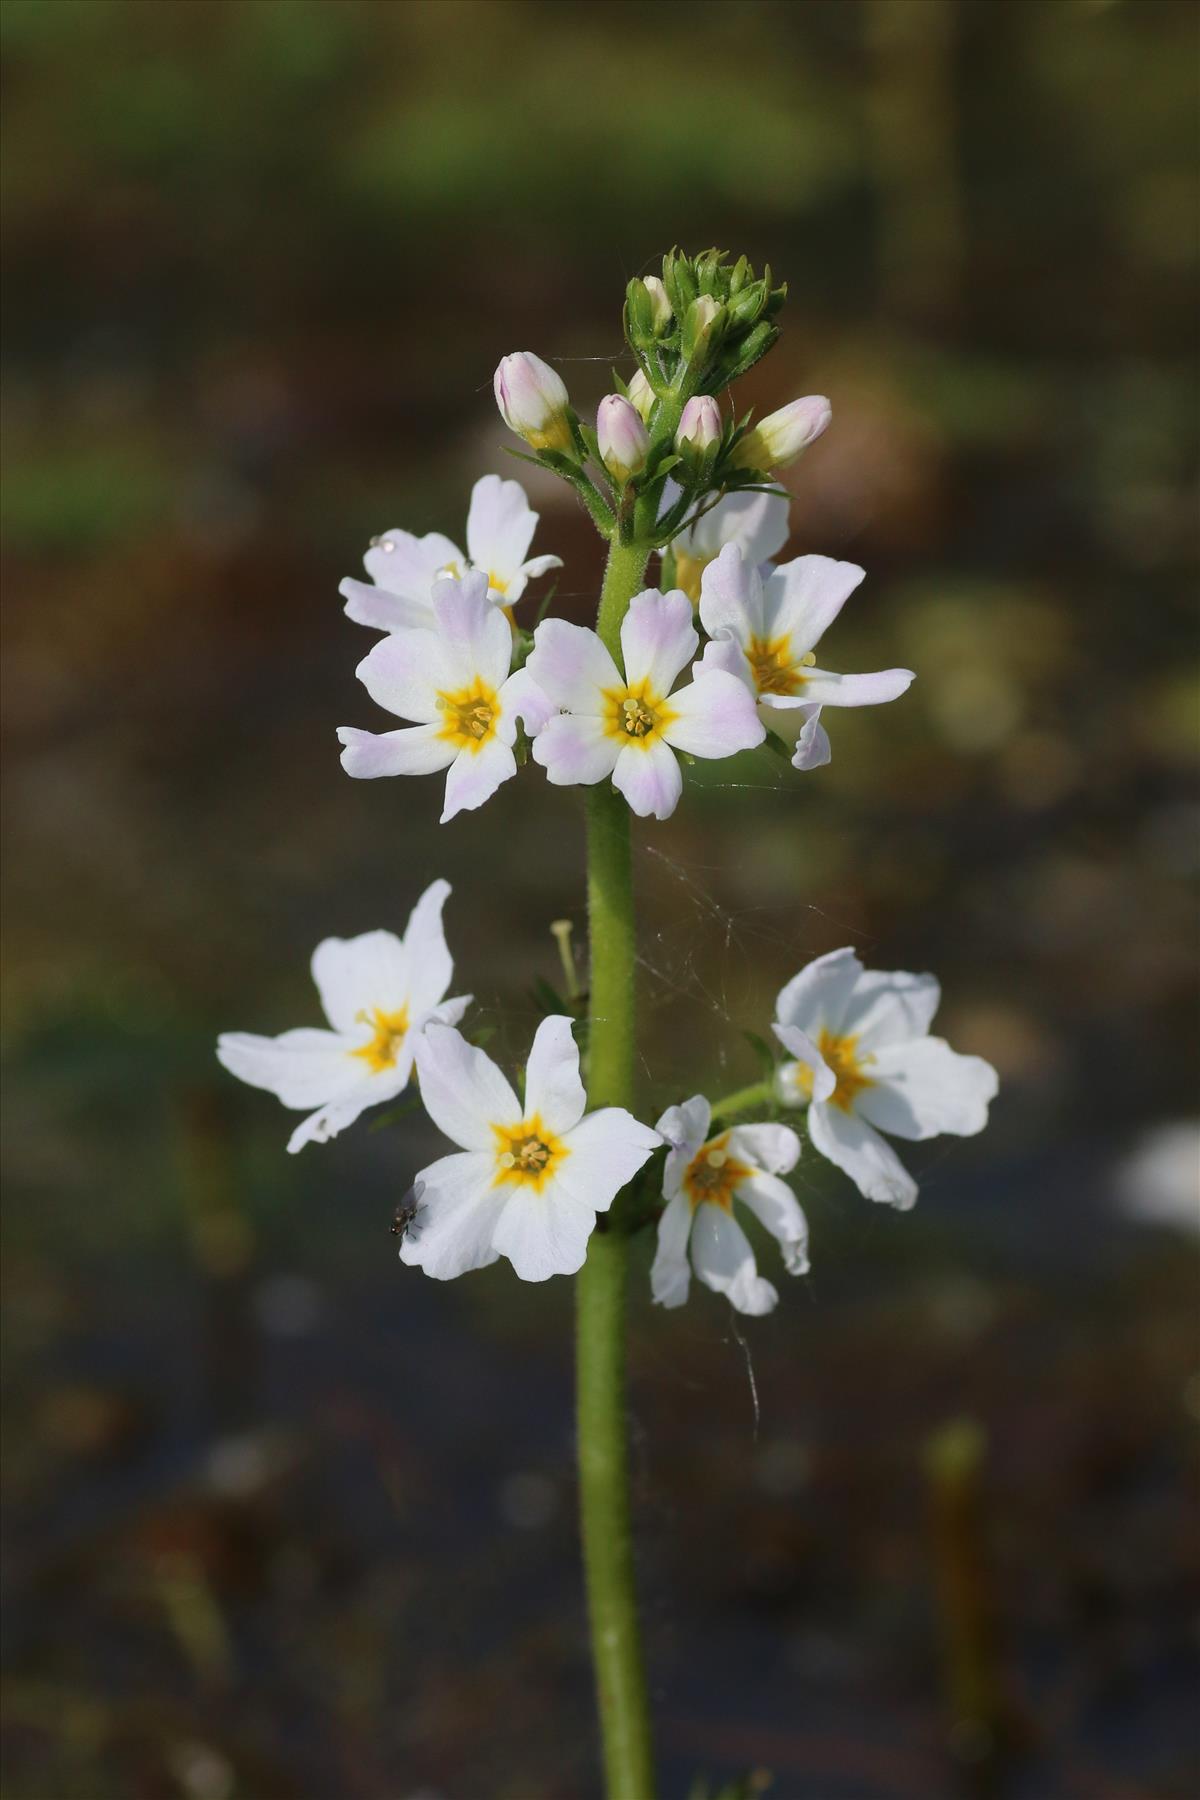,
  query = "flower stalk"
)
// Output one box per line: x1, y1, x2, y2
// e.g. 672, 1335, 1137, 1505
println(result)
577, 533, 656, 1799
